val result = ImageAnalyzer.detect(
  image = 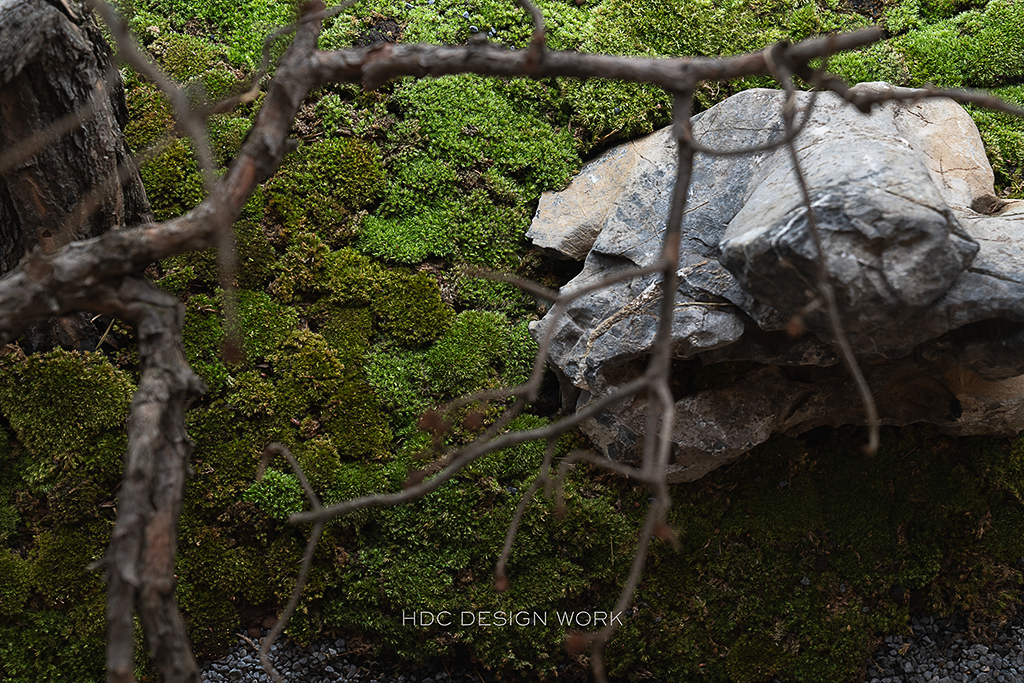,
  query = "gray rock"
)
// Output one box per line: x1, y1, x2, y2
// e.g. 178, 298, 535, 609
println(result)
527, 126, 679, 261
530, 83, 1024, 482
